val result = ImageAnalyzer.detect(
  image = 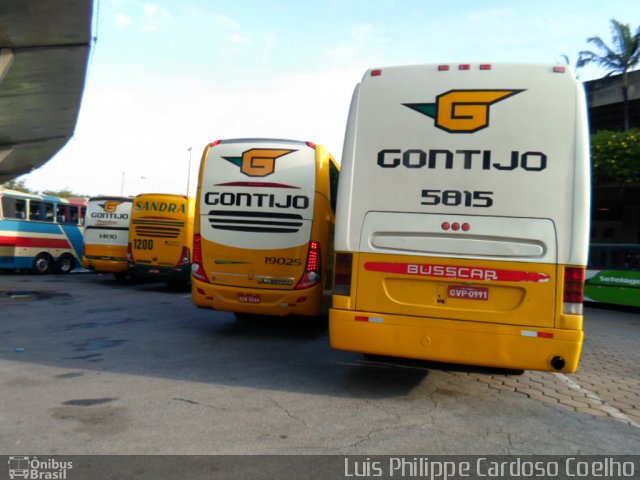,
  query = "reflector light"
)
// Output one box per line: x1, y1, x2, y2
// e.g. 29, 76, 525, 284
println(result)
127, 242, 134, 263
553, 66, 566, 73
521, 330, 554, 339
355, 316, 384, 324
305, 141, 317, 150
333, 252, 353, 296
438, 65, 450, 71
479, 64, 492, 70
209, 140, 222, 147
462, 223, 471, 232
452, 223, 460, 231
371, 69, 382, 76
459, 64, 470, 70
441, 222, 450, 231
